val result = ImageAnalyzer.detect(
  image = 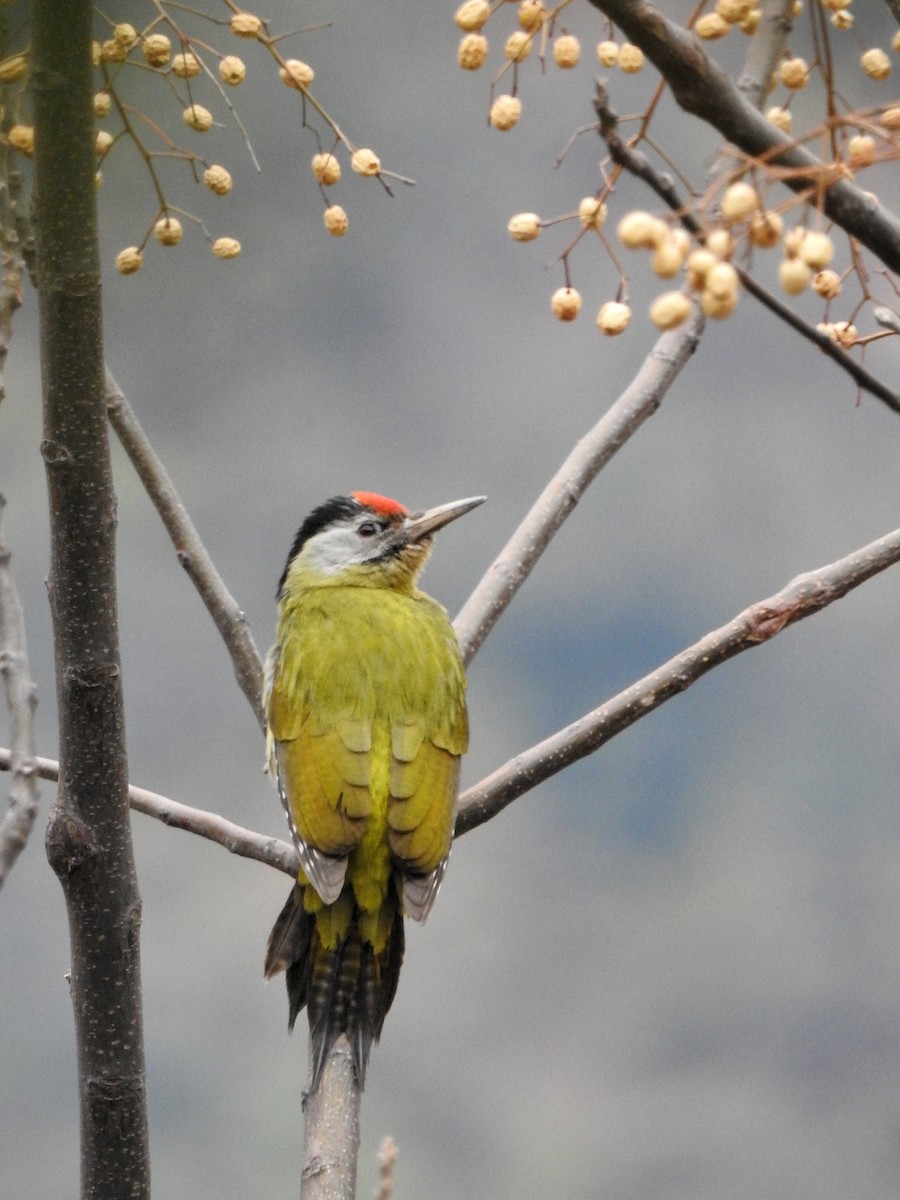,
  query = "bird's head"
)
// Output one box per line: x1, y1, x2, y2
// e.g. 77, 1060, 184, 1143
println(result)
278, 491, 486, 595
